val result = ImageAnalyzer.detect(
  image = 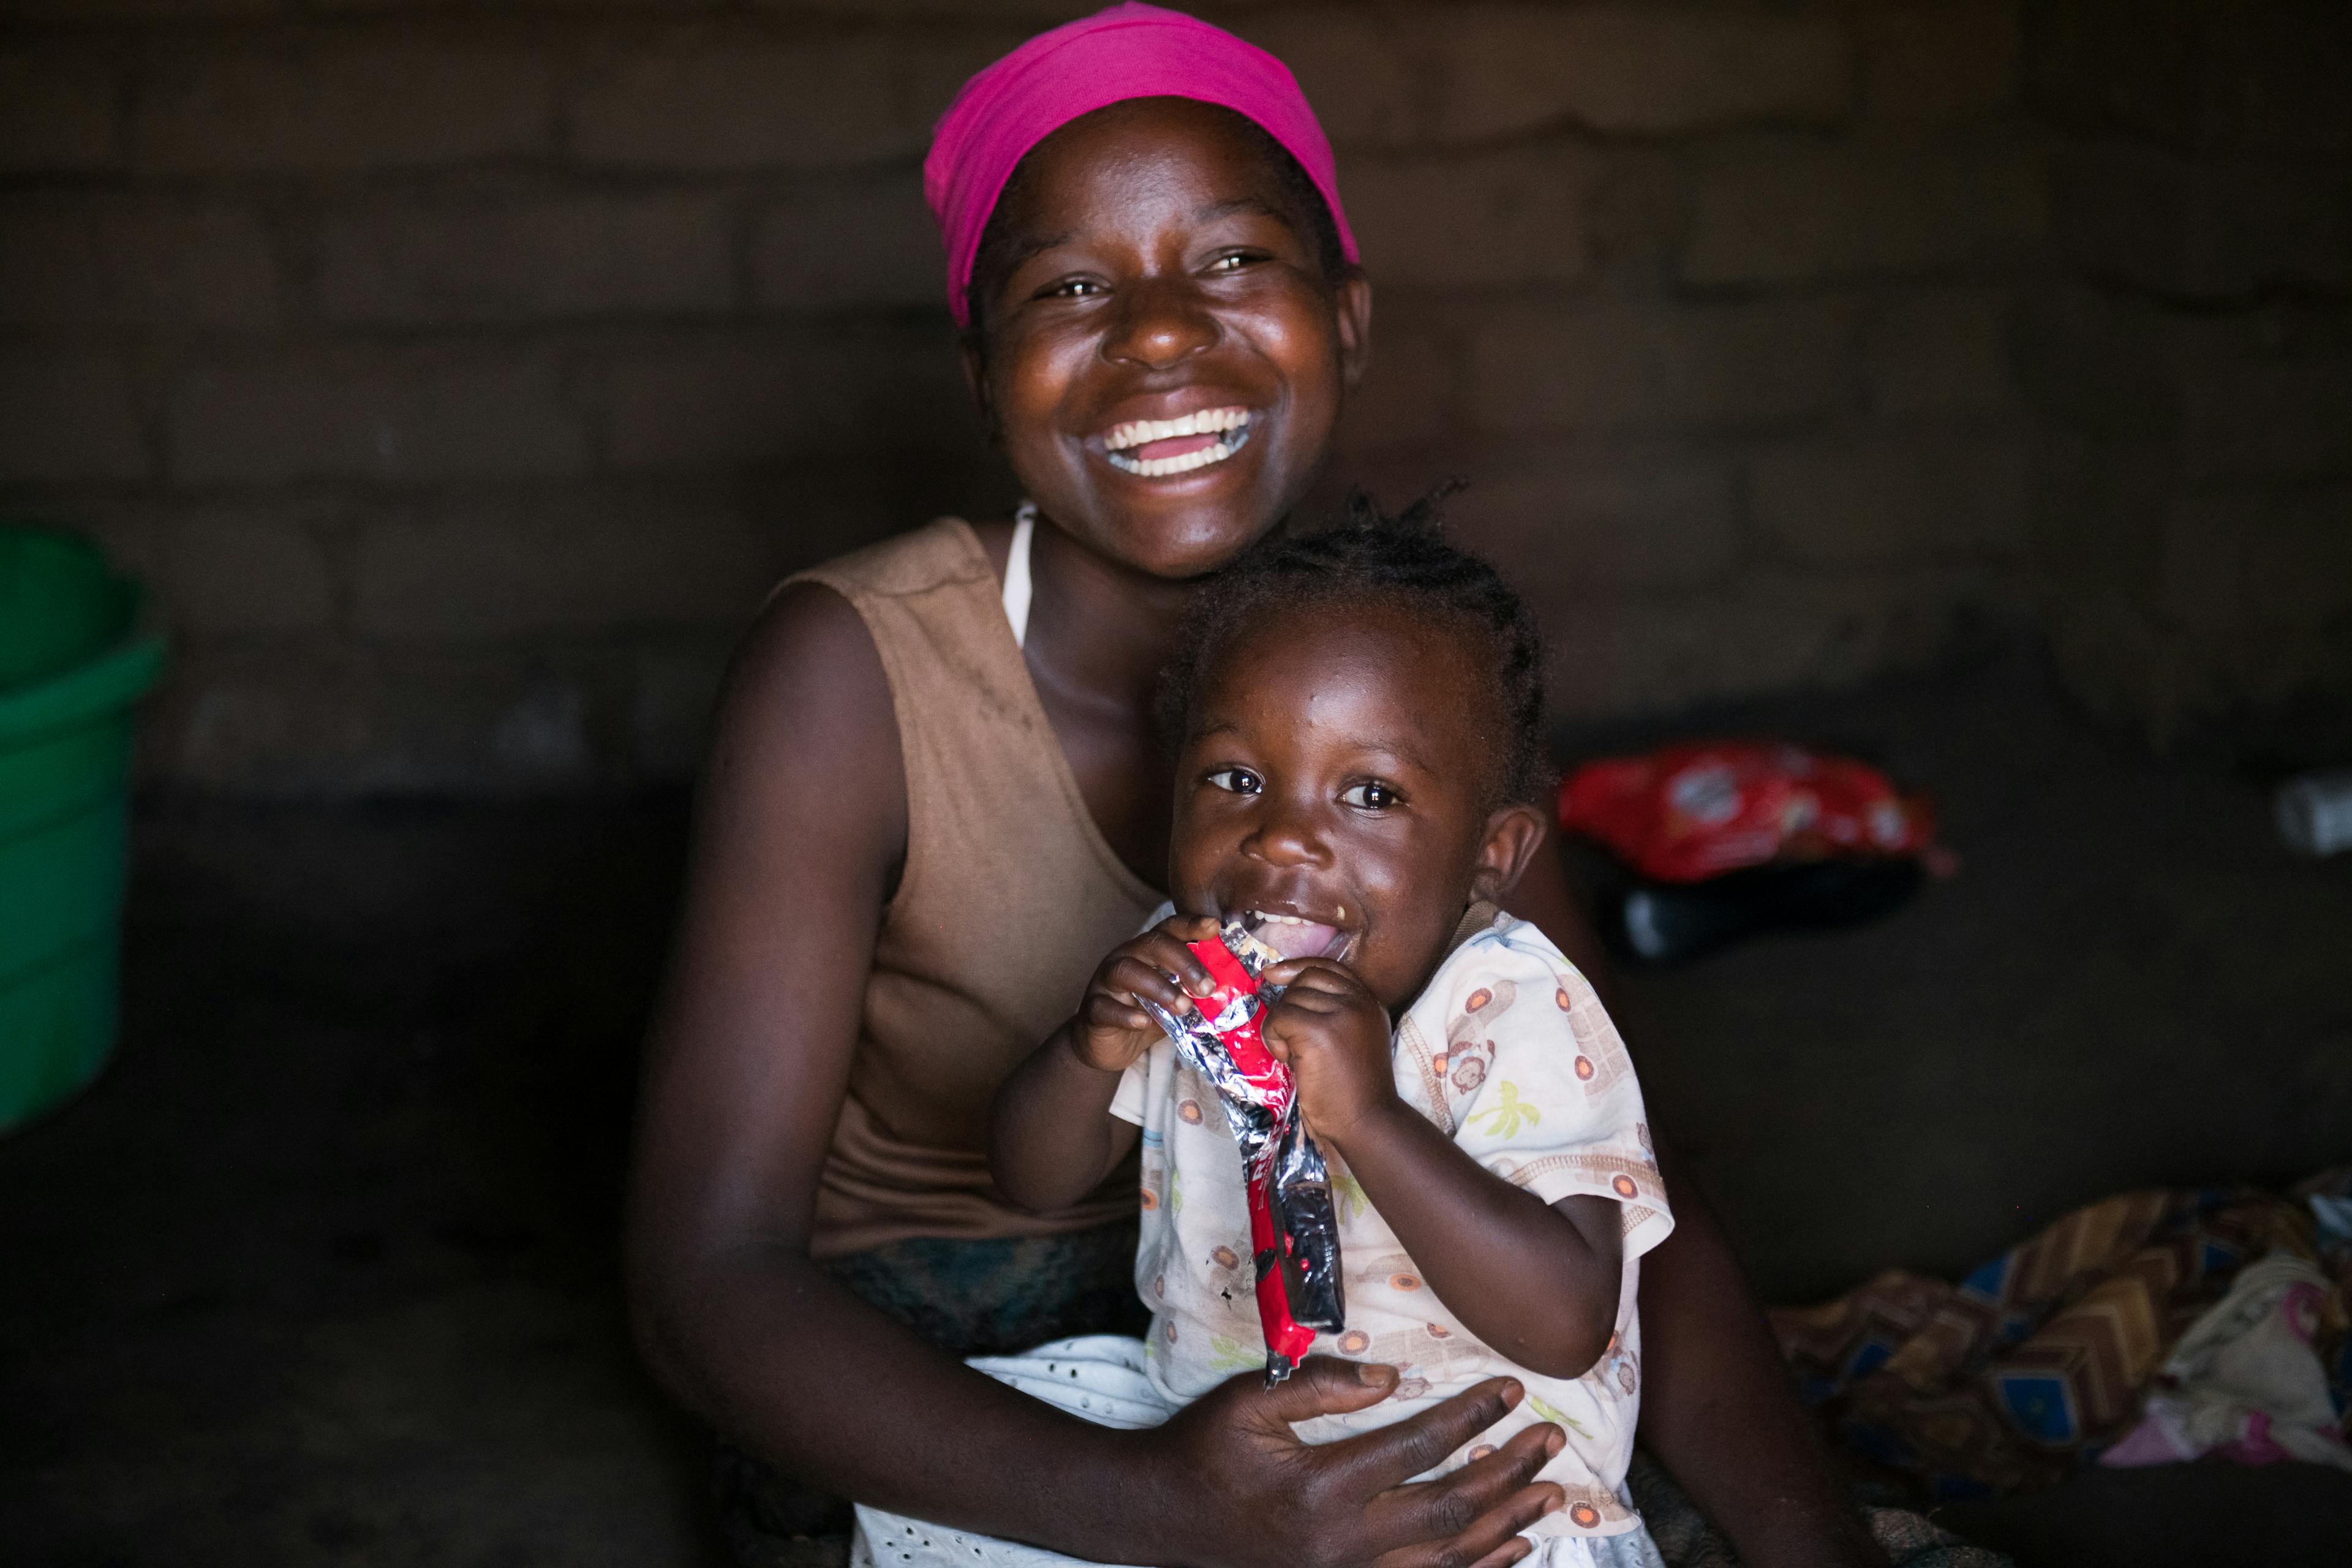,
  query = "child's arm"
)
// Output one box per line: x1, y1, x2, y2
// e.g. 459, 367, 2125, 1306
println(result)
990, 914, 1223, 1213
1262, 959, 1624, 1381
